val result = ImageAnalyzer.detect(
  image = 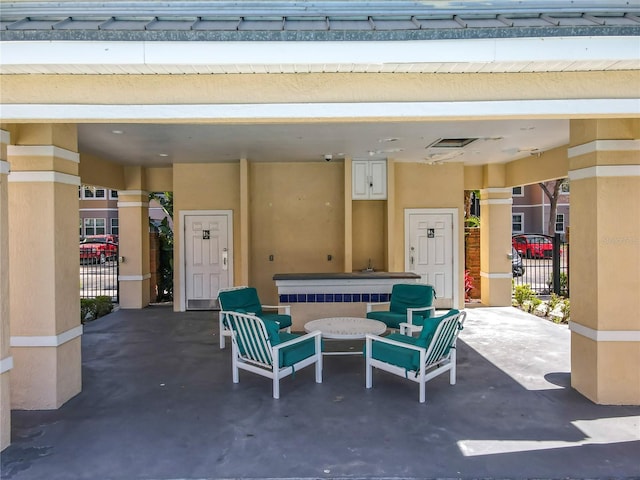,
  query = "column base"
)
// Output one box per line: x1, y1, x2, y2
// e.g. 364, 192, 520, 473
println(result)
119, 278, 151, 309
10, 338, 81, 410
572, 332, 640, 405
